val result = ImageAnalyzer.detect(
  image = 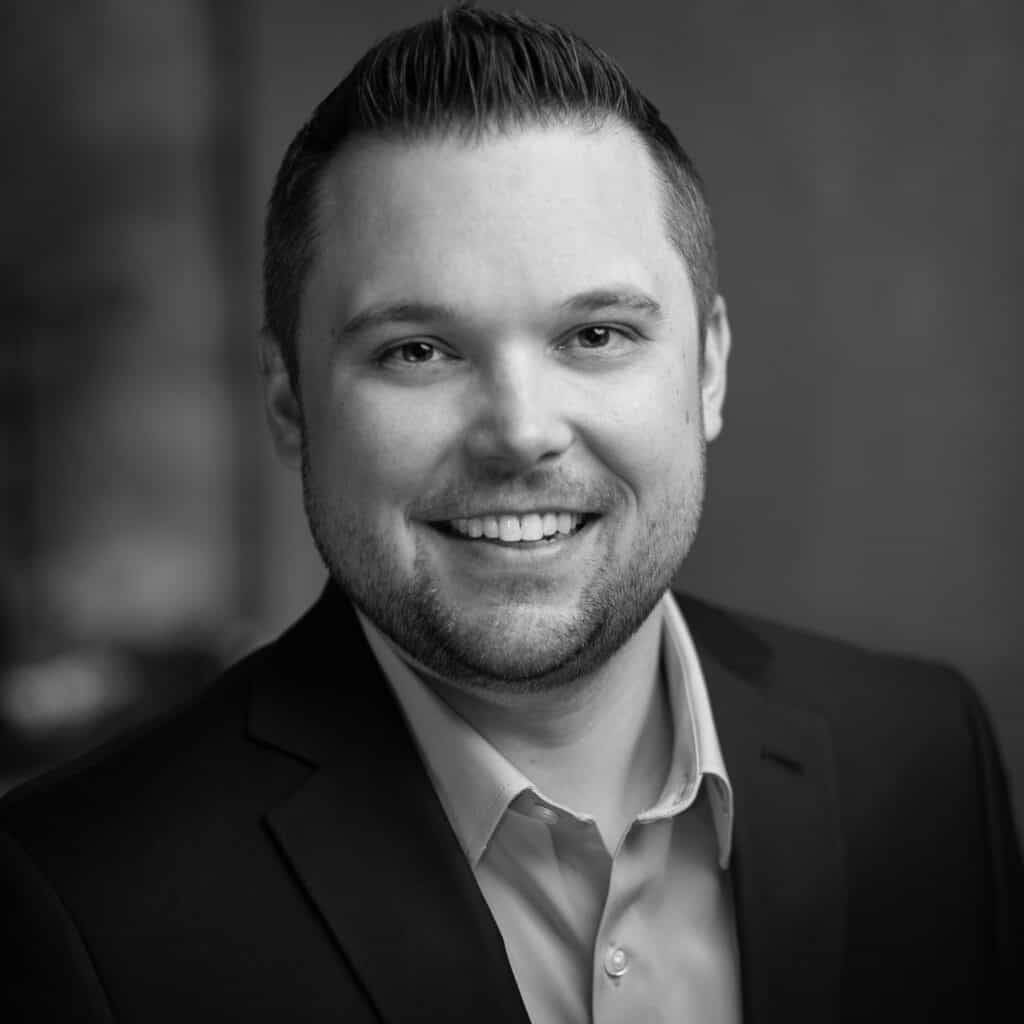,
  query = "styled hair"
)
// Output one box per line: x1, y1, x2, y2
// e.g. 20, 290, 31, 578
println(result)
263, 4, 717, 383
